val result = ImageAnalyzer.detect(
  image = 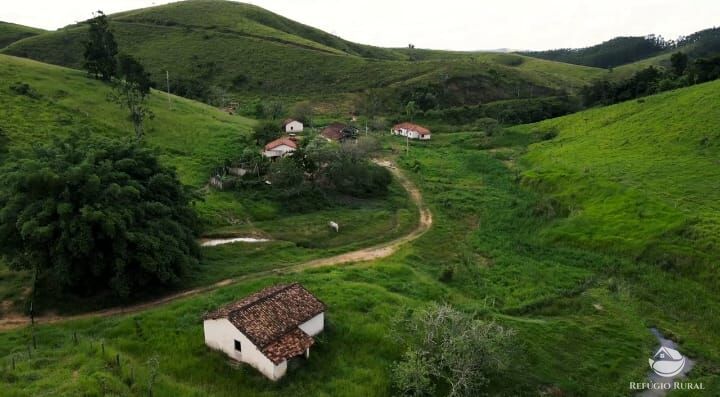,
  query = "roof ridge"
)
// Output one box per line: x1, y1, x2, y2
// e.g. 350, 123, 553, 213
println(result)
229, 283, 298, 317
